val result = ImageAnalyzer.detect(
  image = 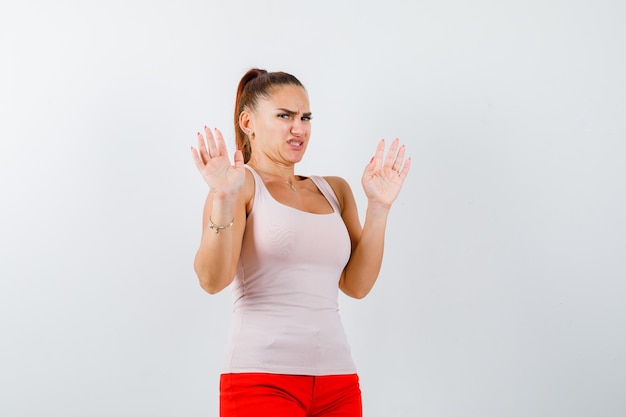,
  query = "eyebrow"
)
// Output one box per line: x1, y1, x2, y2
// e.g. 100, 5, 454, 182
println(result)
277, 108, 312, 117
